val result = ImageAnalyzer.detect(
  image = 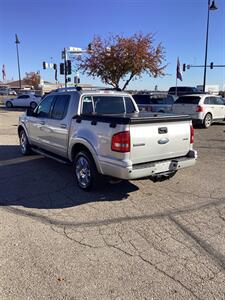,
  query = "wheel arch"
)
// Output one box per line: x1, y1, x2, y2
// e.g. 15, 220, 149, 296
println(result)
69, 140, 102, 174
18, 125, 30, 142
